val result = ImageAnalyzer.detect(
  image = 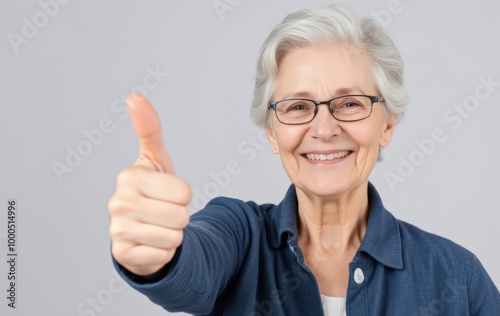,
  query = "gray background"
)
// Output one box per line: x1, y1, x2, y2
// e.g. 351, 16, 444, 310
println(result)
1, 0, 499, 315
